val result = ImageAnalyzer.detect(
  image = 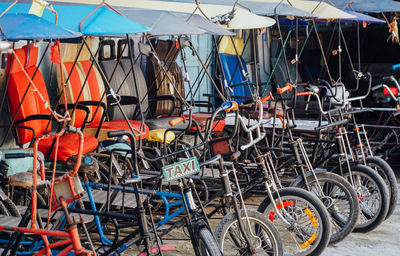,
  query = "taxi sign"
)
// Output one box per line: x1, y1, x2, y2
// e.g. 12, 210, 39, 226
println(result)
162, 157, 200, 182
